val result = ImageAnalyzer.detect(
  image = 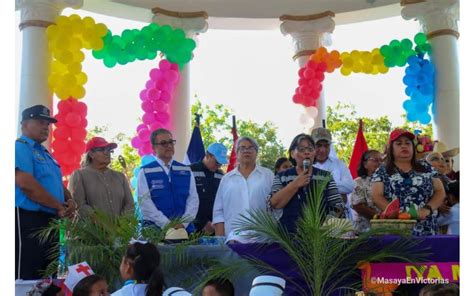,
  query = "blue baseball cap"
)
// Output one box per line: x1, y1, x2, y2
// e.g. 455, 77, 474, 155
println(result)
207, 143, 228, 165
21, 104, 57, 123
